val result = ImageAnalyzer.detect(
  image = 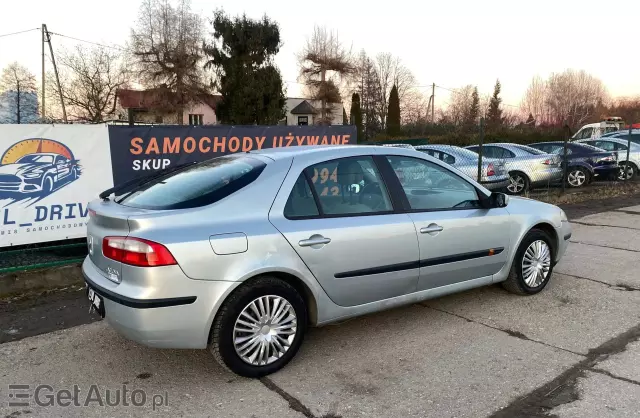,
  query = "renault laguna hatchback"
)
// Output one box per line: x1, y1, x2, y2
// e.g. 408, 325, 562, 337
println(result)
83, 145, 571, 377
